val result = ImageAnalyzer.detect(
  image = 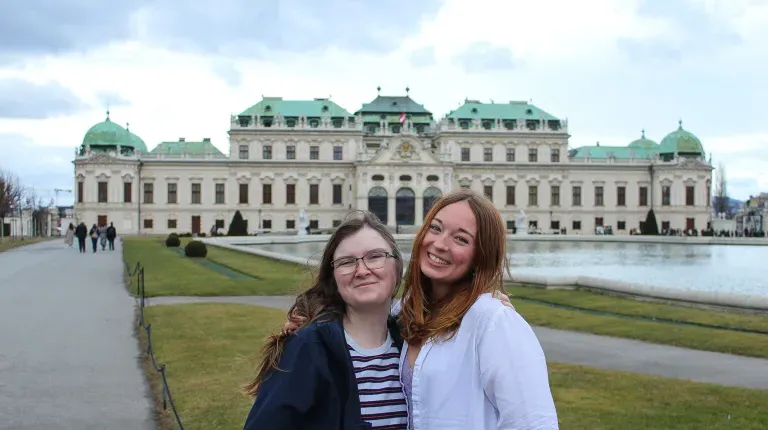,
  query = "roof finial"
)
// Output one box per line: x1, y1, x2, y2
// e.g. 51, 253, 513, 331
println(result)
126, 122, 130, 131
405, 86, 410, 94
678, 118, 683, 129
106, 110, 110, 121
641, 128, 645, 138
377, 85, 381, 95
